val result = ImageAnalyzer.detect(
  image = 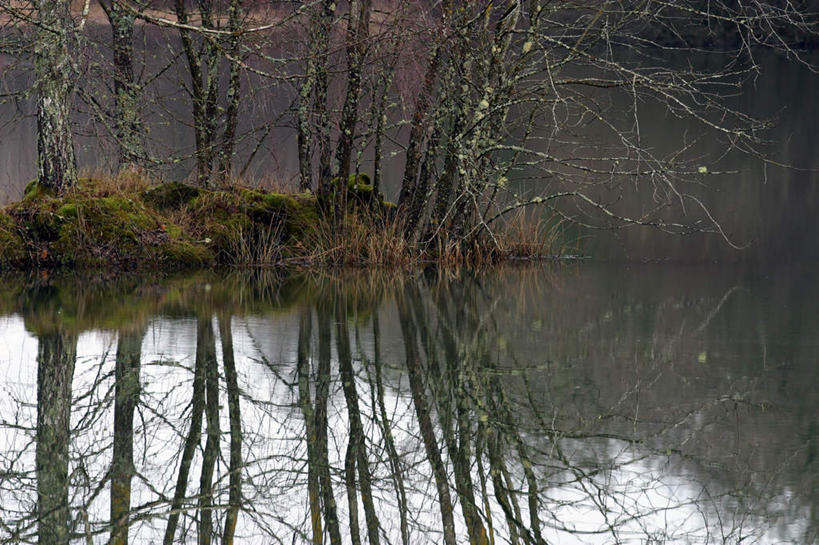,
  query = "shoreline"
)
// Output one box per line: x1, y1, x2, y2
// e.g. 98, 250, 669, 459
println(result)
0, 175, 566, 273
